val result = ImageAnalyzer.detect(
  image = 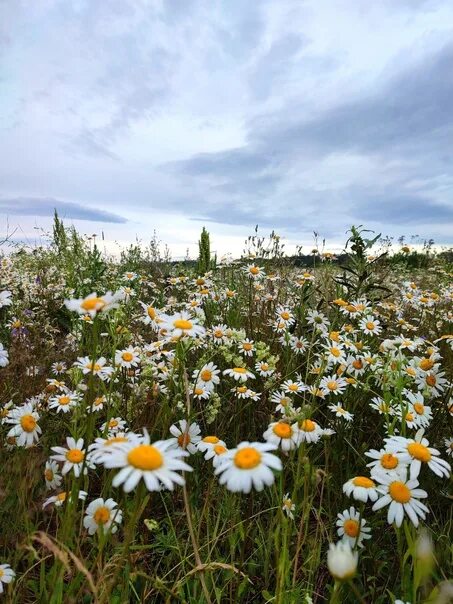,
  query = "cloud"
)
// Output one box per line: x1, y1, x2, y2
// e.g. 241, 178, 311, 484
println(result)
0, 197, 127, 223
